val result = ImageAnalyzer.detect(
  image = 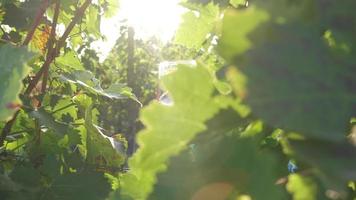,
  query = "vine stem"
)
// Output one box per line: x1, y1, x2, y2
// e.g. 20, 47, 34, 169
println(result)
25, 0, 92, 95
0, 0, 93, 147
51, 103, 76, 114
41, 0, 60, 94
